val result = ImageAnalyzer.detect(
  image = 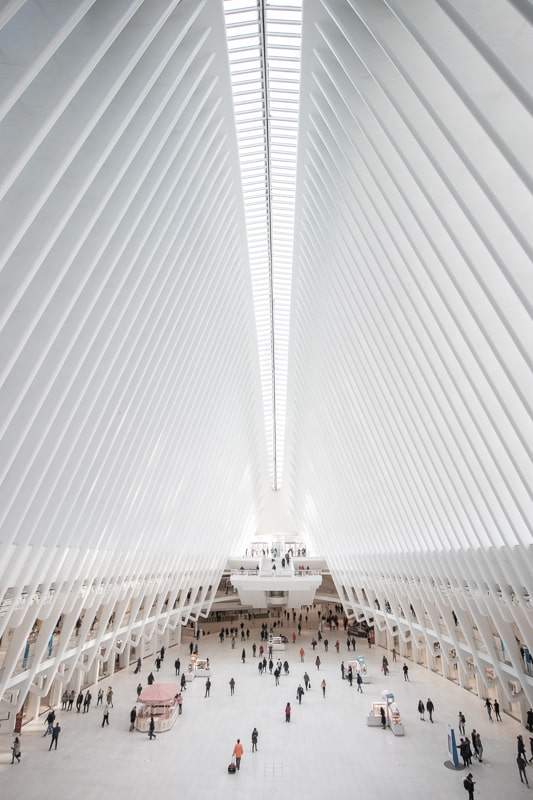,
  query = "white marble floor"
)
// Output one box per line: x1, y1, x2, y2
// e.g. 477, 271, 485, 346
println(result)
1, 616, 530, 800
